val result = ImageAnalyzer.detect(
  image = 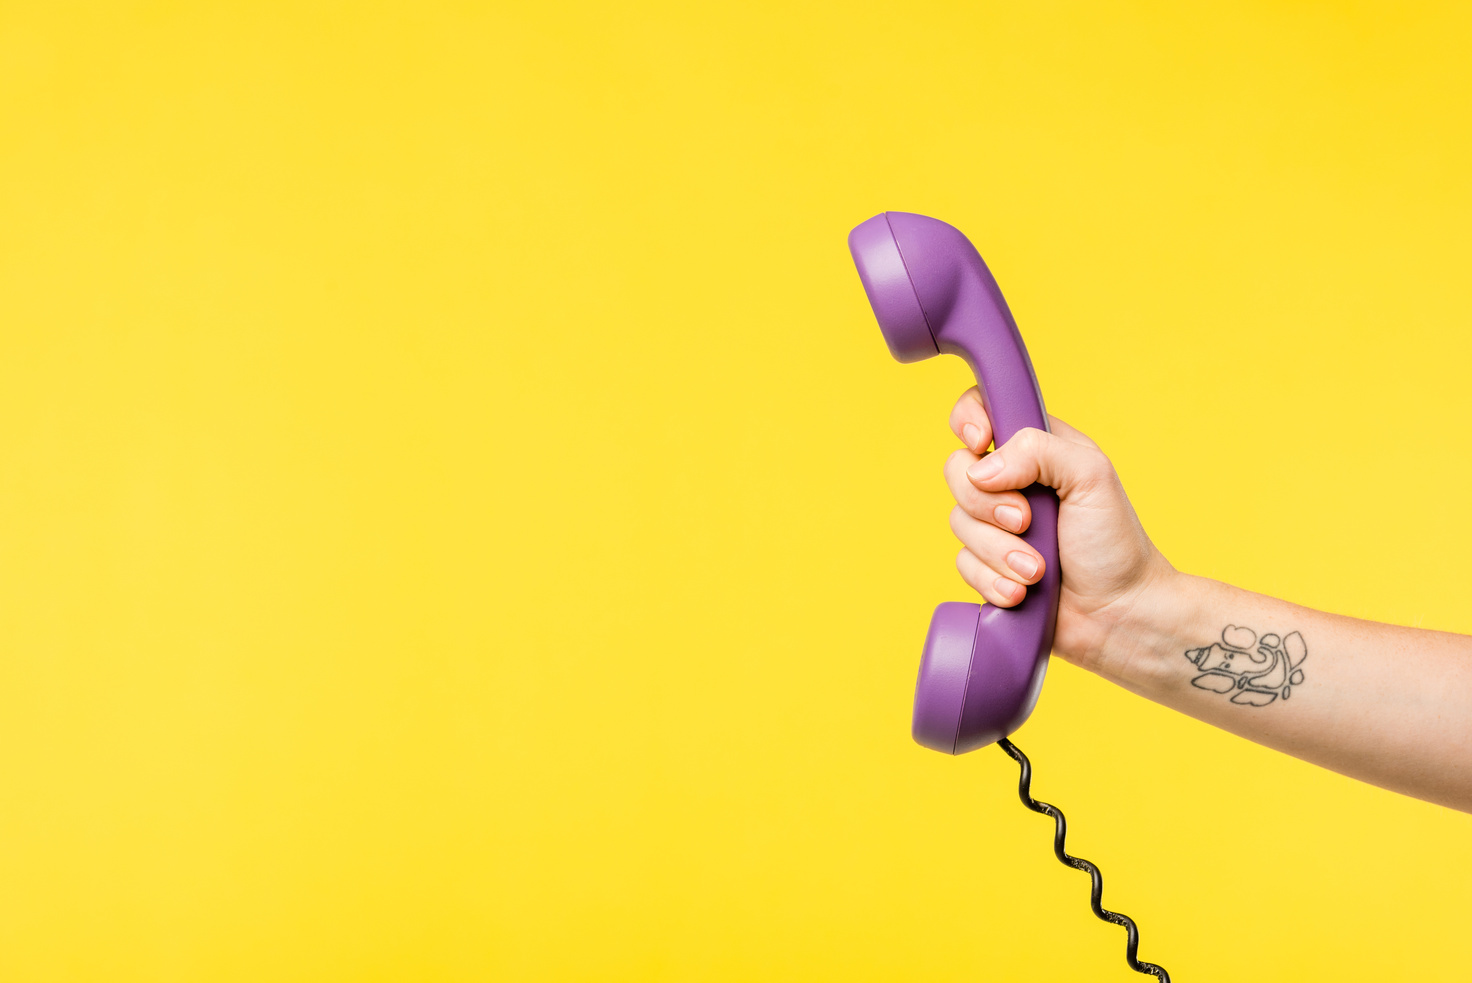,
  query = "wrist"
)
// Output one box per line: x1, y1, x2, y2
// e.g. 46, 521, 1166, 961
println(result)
1089, 566, 1206, 692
